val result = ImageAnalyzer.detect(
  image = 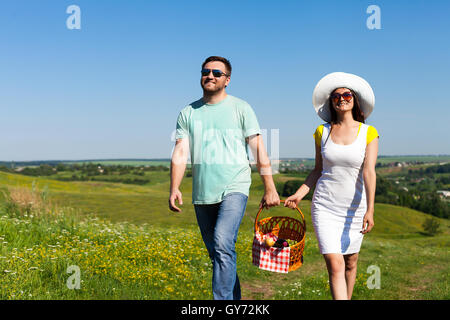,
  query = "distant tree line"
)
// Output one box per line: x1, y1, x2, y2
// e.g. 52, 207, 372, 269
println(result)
406, 163, 450, 180
0, 163, 169, 185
